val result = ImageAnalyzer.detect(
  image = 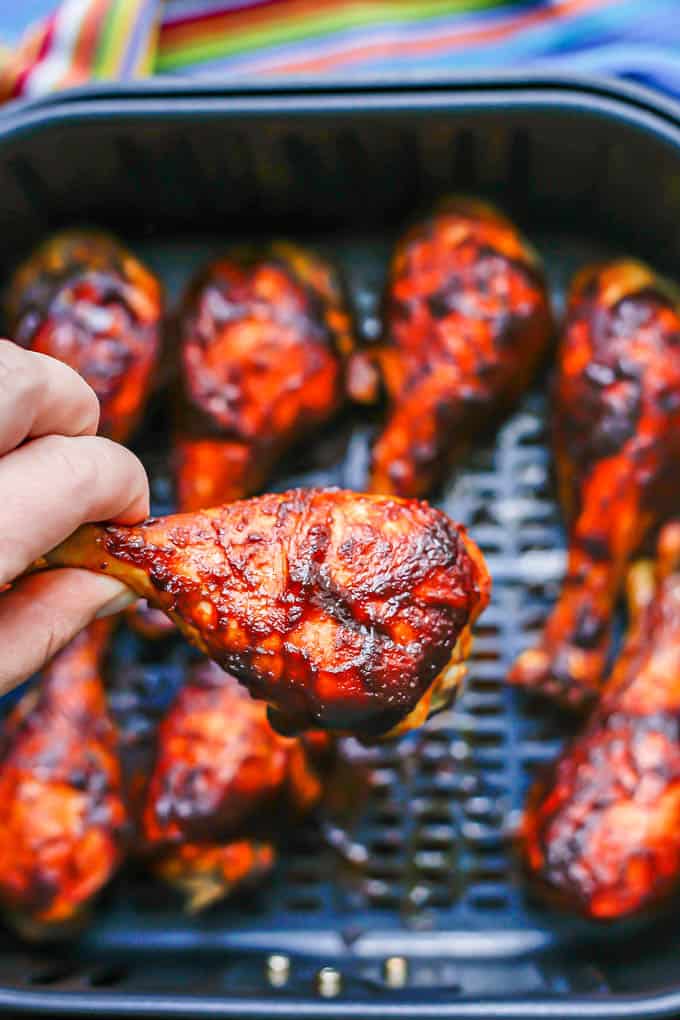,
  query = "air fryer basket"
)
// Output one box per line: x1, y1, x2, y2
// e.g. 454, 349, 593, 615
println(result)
2, 77, 680, 1018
